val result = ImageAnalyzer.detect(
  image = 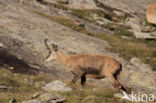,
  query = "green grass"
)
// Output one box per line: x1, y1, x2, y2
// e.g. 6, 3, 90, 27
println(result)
0, 68, 52, 103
